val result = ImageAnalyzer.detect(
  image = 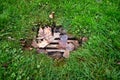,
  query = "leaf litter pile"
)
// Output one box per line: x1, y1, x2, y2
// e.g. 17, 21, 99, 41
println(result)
20, 12, 87, 59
